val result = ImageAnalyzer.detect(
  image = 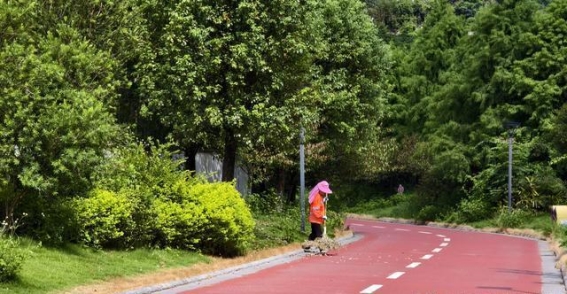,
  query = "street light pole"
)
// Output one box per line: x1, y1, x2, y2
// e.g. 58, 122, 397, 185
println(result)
505, 121, 520, 212
507, 133, 513, 212
299, 127, 305, 232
